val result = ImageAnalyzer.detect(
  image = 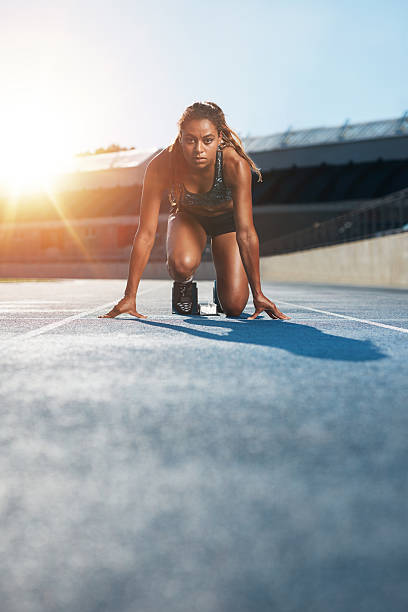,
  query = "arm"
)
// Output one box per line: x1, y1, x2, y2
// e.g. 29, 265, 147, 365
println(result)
230, 156, 291, 321
124, 160, 163, 298
99, 157, 164, 319
230, 158, 262, 300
